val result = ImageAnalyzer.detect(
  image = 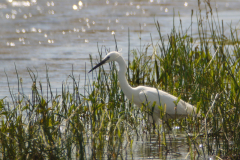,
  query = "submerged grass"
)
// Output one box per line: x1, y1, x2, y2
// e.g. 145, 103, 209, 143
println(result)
1, 3, 240, 160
